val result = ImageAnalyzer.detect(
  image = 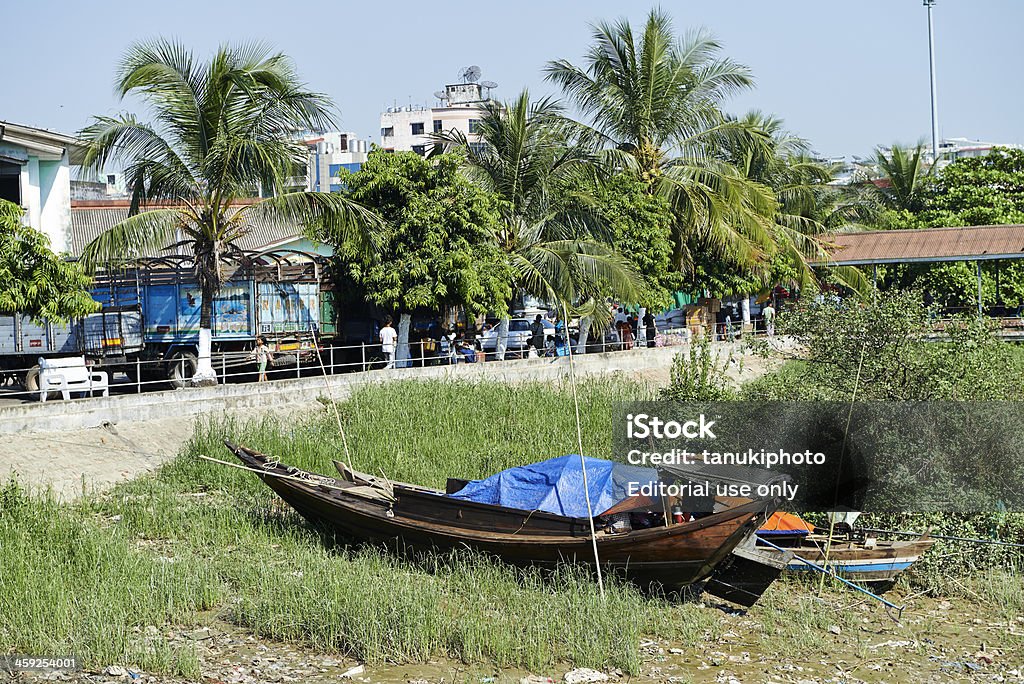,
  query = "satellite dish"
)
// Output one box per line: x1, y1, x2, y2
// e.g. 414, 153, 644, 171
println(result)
460, 65, 482, 83
480, 80, 498, 89
433, 90, 448, 101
